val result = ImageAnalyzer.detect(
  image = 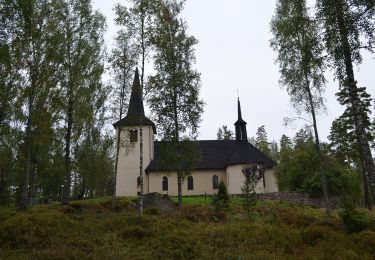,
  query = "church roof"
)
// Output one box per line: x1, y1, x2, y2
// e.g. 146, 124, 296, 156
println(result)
146, 140, 276, 172
113, 68, 156, 132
